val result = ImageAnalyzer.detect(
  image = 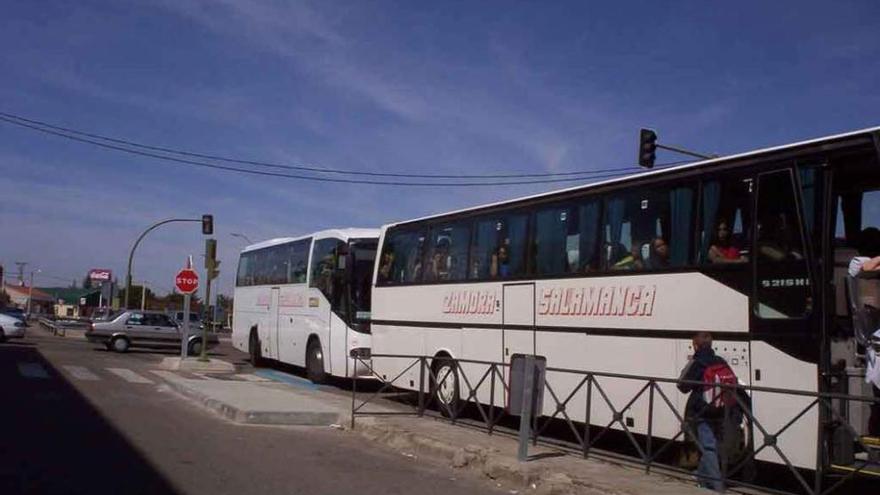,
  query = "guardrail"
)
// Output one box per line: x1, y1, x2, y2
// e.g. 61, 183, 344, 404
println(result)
351, 353, 880, 494
38, 317, 89, 336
